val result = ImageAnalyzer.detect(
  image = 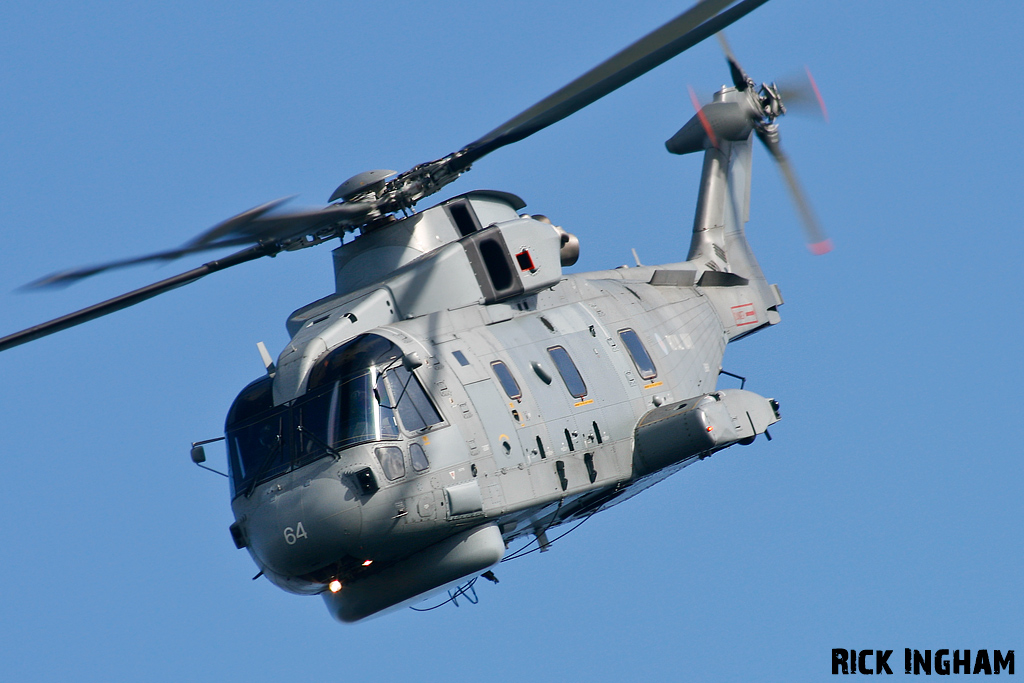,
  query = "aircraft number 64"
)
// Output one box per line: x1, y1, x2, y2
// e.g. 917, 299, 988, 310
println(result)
283, 523, 307, 545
